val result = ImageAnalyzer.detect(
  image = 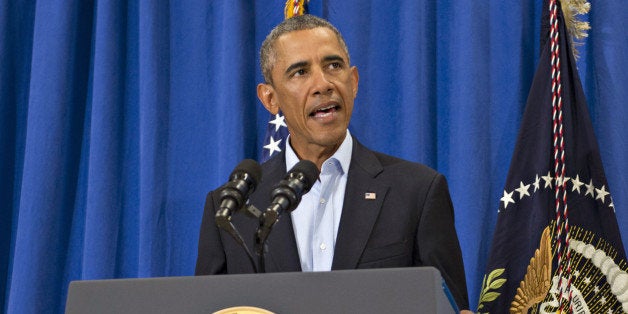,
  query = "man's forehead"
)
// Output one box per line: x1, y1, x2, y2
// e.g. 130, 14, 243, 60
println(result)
273, 27, 346, 61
